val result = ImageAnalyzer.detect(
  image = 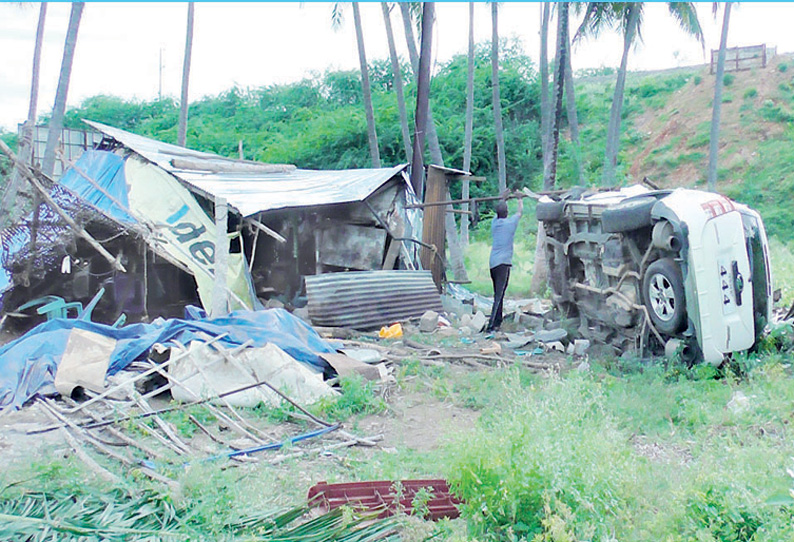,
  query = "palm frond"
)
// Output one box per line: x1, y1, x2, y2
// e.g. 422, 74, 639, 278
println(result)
667, 2, 705, 48
331, 2, 345, 31
0, 487, 400, 541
